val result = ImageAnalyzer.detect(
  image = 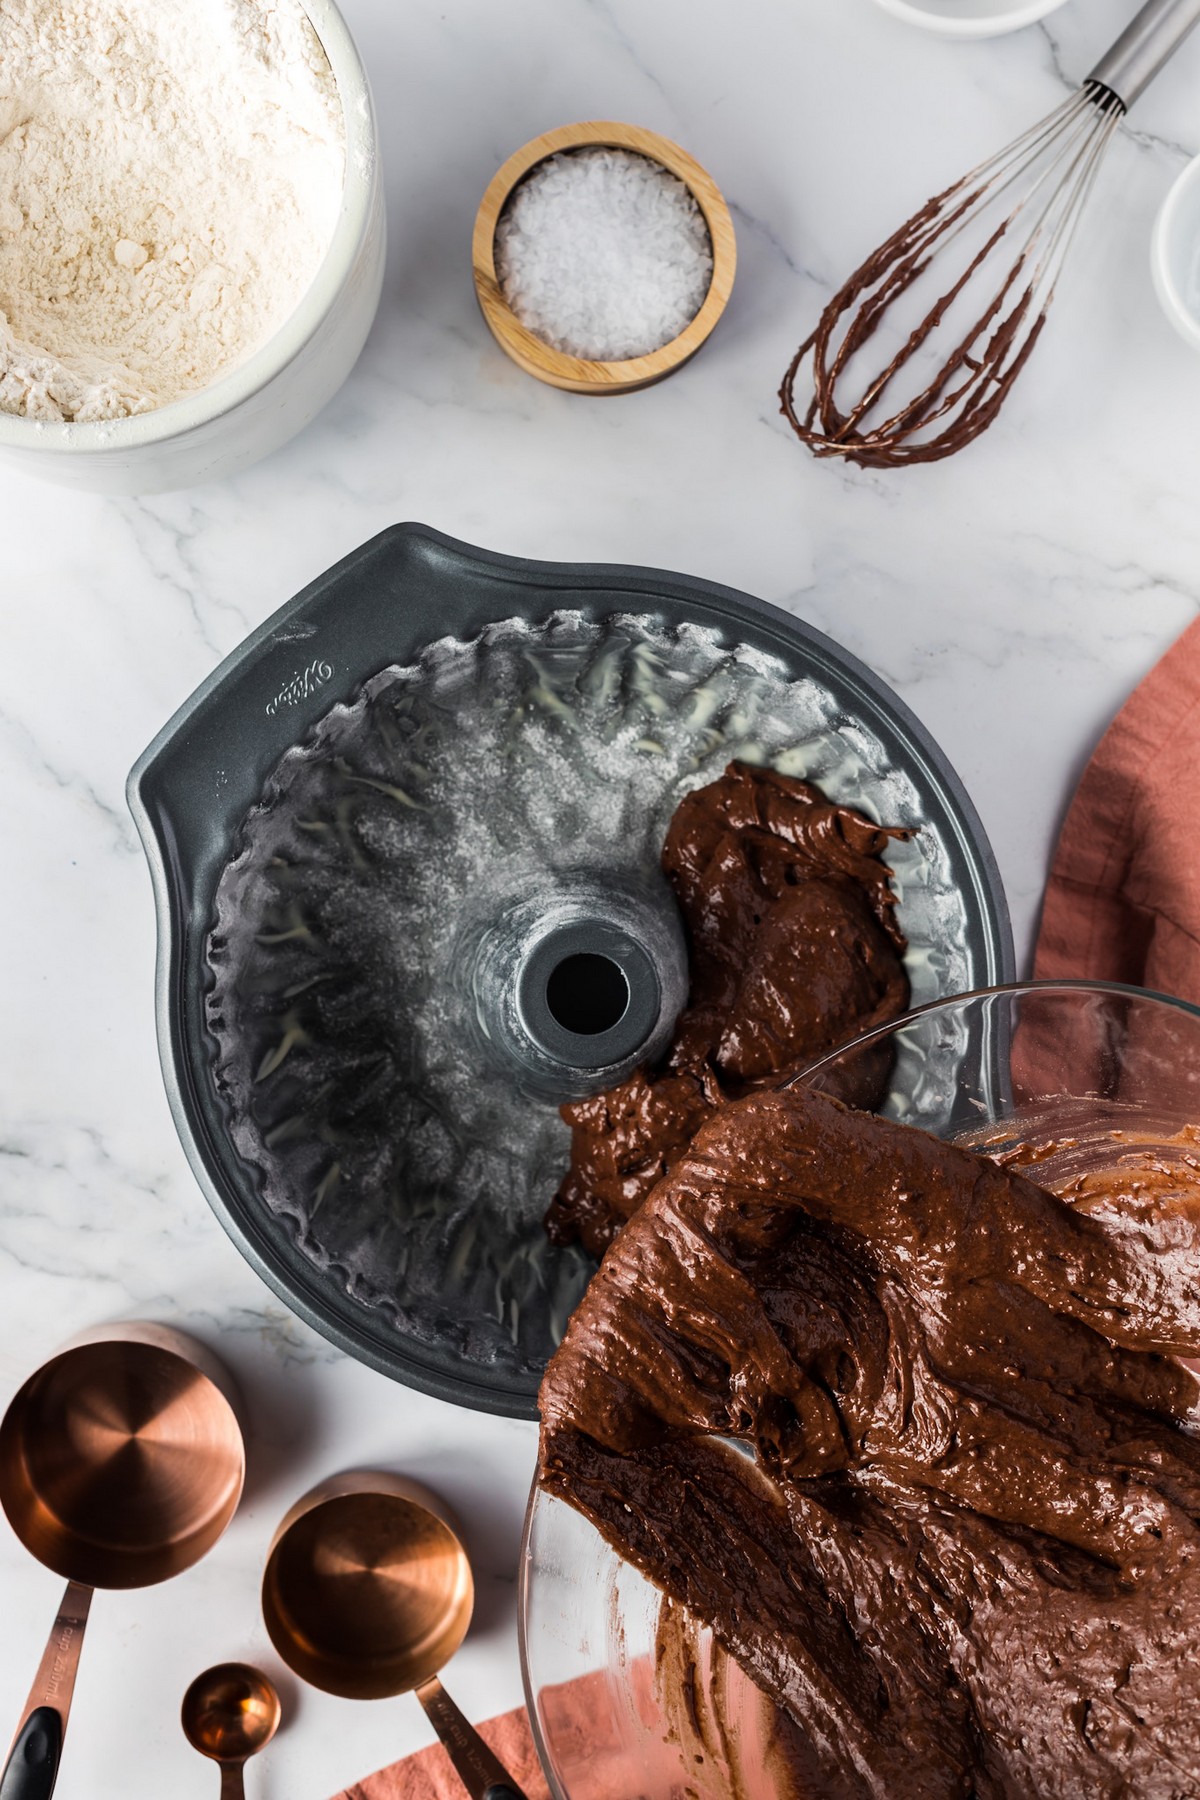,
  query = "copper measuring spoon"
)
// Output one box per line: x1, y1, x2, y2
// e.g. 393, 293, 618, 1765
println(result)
262, 1472, 527, 1800
182, 1663, 281, 1799
0, 1323, 245, 1800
